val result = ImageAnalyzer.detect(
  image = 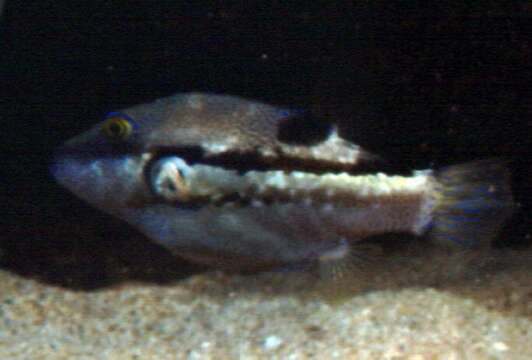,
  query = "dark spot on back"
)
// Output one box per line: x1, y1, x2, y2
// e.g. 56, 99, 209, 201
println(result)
277, 111, 333, 145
